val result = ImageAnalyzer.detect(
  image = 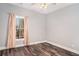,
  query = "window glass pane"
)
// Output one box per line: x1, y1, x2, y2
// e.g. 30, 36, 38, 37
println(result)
19, 18, 24, 29
16, 16, 24, 39
16, 18, 20, 29
16, 29, 19, 39
16, 17, 24, 29
19, 29, 24, 38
